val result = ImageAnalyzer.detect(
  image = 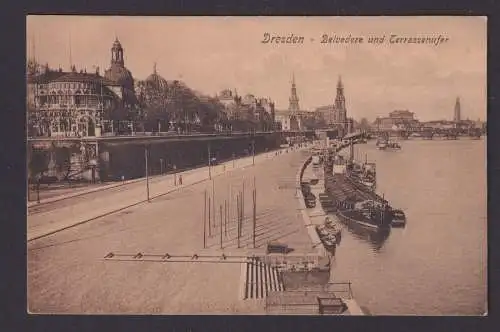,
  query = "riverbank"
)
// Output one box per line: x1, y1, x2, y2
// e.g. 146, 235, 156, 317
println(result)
28, 147, 314, 314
